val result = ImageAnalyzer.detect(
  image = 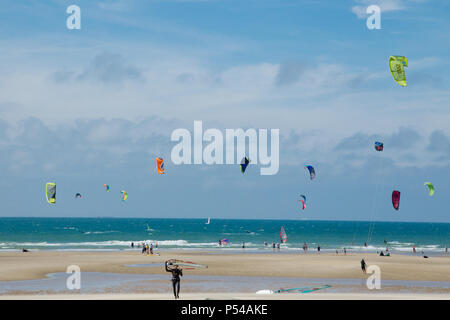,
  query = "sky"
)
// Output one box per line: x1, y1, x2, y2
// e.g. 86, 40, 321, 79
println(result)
0, 0, 449, 222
